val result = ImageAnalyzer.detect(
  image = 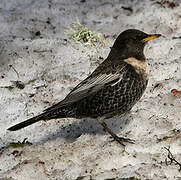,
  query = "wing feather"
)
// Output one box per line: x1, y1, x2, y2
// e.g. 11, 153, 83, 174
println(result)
44, 61, 127, 112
